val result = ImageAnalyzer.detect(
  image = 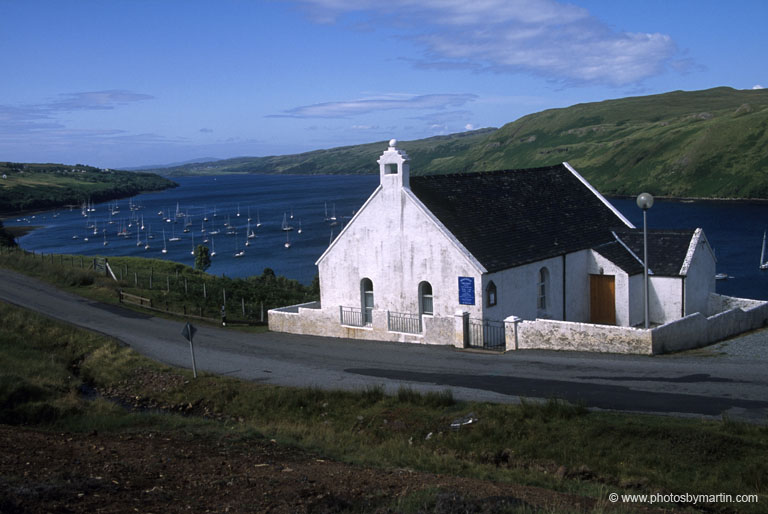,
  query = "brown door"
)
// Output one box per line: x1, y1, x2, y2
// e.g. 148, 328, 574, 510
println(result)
590, 275, 616, 325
